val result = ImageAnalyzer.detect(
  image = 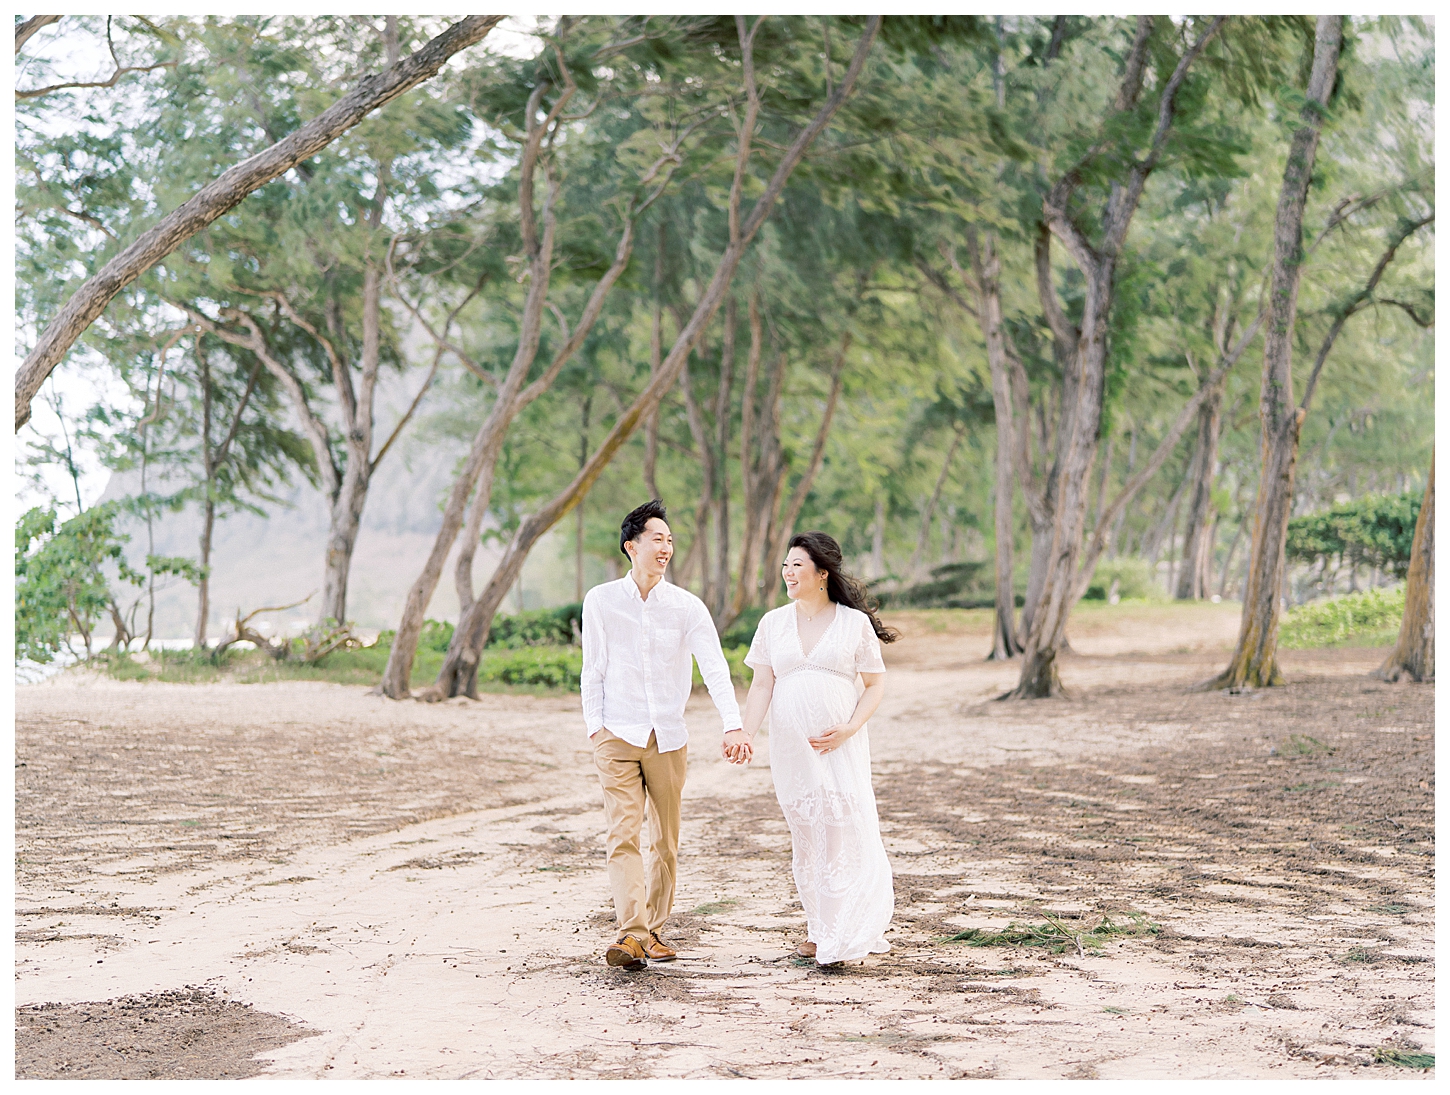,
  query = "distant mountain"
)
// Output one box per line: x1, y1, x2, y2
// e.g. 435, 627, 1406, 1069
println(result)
99, 439, 599, 642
